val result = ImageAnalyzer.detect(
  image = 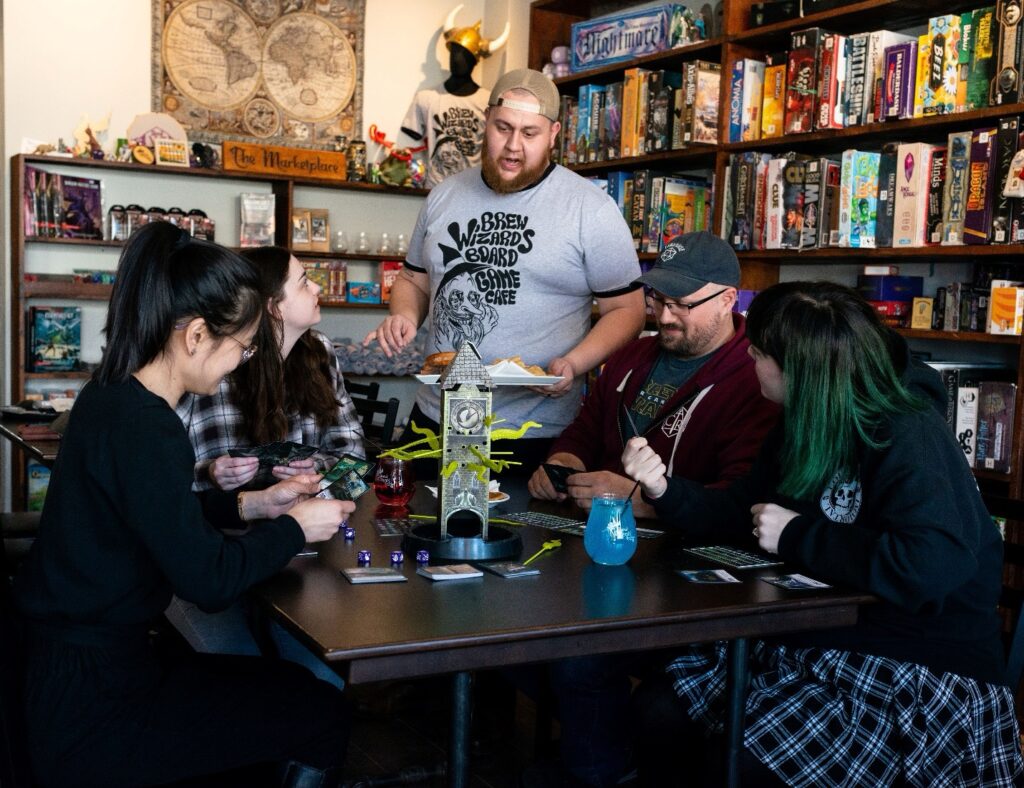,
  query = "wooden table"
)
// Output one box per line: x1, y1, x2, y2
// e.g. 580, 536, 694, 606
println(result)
252, 483, 873, 787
